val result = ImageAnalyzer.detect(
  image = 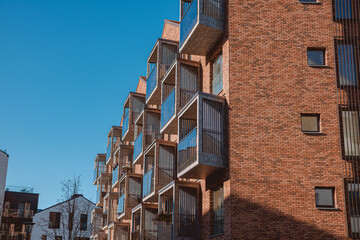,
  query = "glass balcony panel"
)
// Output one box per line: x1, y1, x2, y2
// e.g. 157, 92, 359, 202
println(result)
96, 188, 100, 203
146, 65, 158, 101
161, 88, 175, 129
178, 128, 197, 173
112, 166, 118, 186
142, 168, 154, 198
118, 194, 125, 215
180, 0, 198, 47
106, 144, 111, 161
122, 111, 129, 138
133, 132, 143, 161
